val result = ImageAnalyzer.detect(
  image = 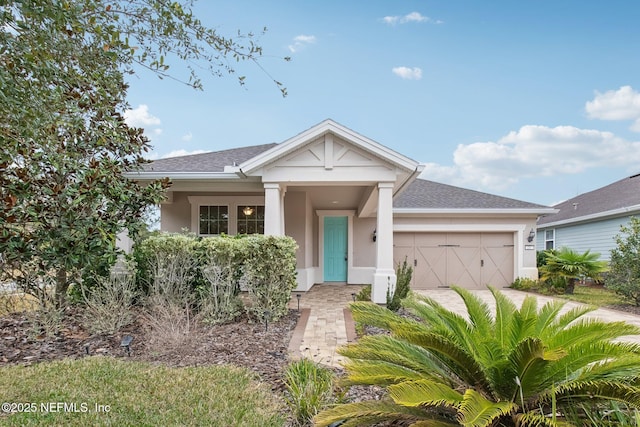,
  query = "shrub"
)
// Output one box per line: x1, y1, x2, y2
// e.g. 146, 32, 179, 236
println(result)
509, 277, 540, 291
607, 217, 640, 306
354, 285, 371, 302
284, 358, 336, 426
137, 233, 199, 346
315, 287, 640, 427
241, 235, 298, 322
80, 258, 138, 334
133, 232, 198, 300
386, 258, 413, 311
539, 247, 608, 294
196, 236, 245, 324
